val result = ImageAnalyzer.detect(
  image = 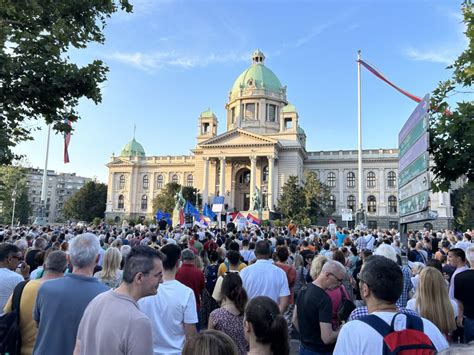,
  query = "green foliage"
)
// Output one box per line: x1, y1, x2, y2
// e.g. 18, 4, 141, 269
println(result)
277, 175, 305, 221
182, 186, 201, 208
277, 173, 333, 224
0, 166, 30, 224
152, 182, 181, 214
452, 181, 474, 230
273, 219, 282, 227
0, 0, 132, 164
303, 170, 333, 222
429, 0, 474, 191
63, 181, 107, 222
92, 217, 102, 226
